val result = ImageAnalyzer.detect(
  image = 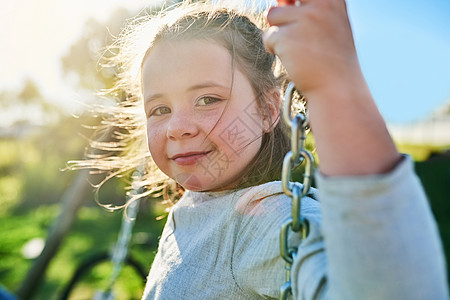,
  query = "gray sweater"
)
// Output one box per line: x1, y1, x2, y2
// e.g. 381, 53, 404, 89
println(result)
142, 157, 448, 299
